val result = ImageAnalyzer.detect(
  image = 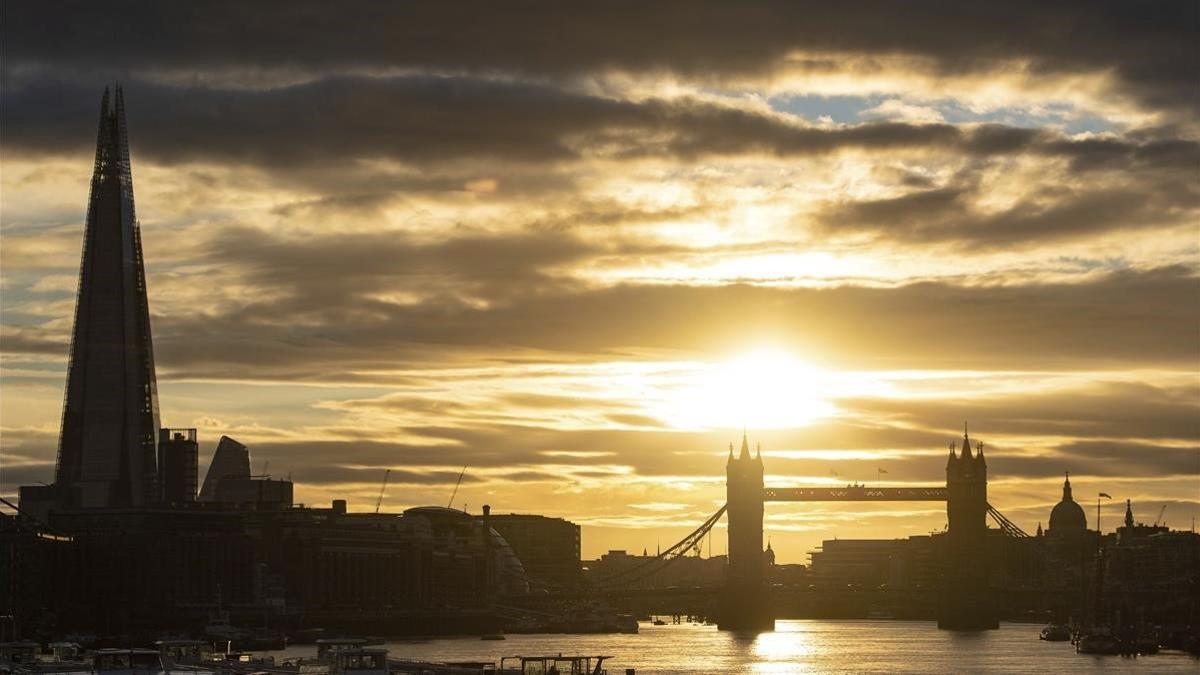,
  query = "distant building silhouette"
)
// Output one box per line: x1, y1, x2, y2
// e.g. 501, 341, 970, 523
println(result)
53, 86, 161, 509
1047, 472, 1088, 538
194, 434, 294, 508
485, 513, 581, 589
198, 435, 251, 500
1115, 498, 1168, 542
157, 428, 199, 504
